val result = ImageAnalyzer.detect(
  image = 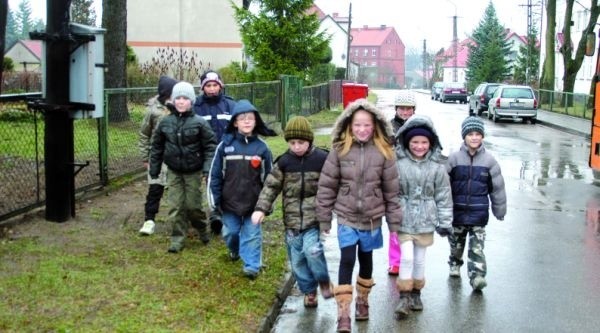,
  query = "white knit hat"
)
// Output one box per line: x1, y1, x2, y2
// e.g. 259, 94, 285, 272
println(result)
171, 82, 196, 101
